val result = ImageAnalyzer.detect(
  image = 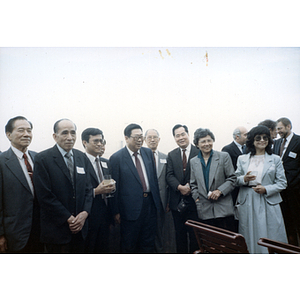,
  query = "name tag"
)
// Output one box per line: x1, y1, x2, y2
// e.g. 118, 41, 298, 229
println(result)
160, 159, 167, 164
101, 161, 108, 168
76, 166, 85, 174
288, 151, 297, 159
